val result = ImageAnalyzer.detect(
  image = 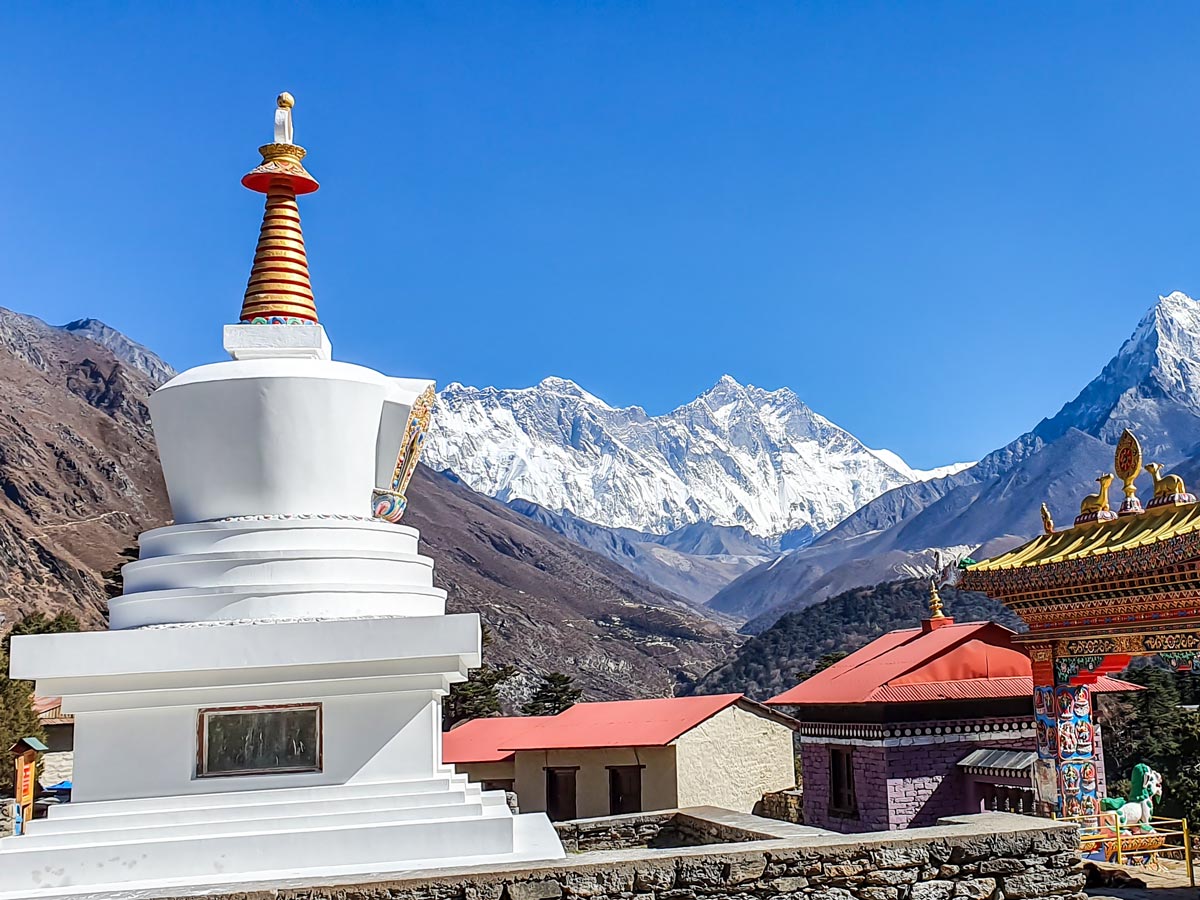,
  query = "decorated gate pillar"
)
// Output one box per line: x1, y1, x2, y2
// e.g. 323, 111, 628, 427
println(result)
1030, 644, 1099, 821
960, 429, 1200, 823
